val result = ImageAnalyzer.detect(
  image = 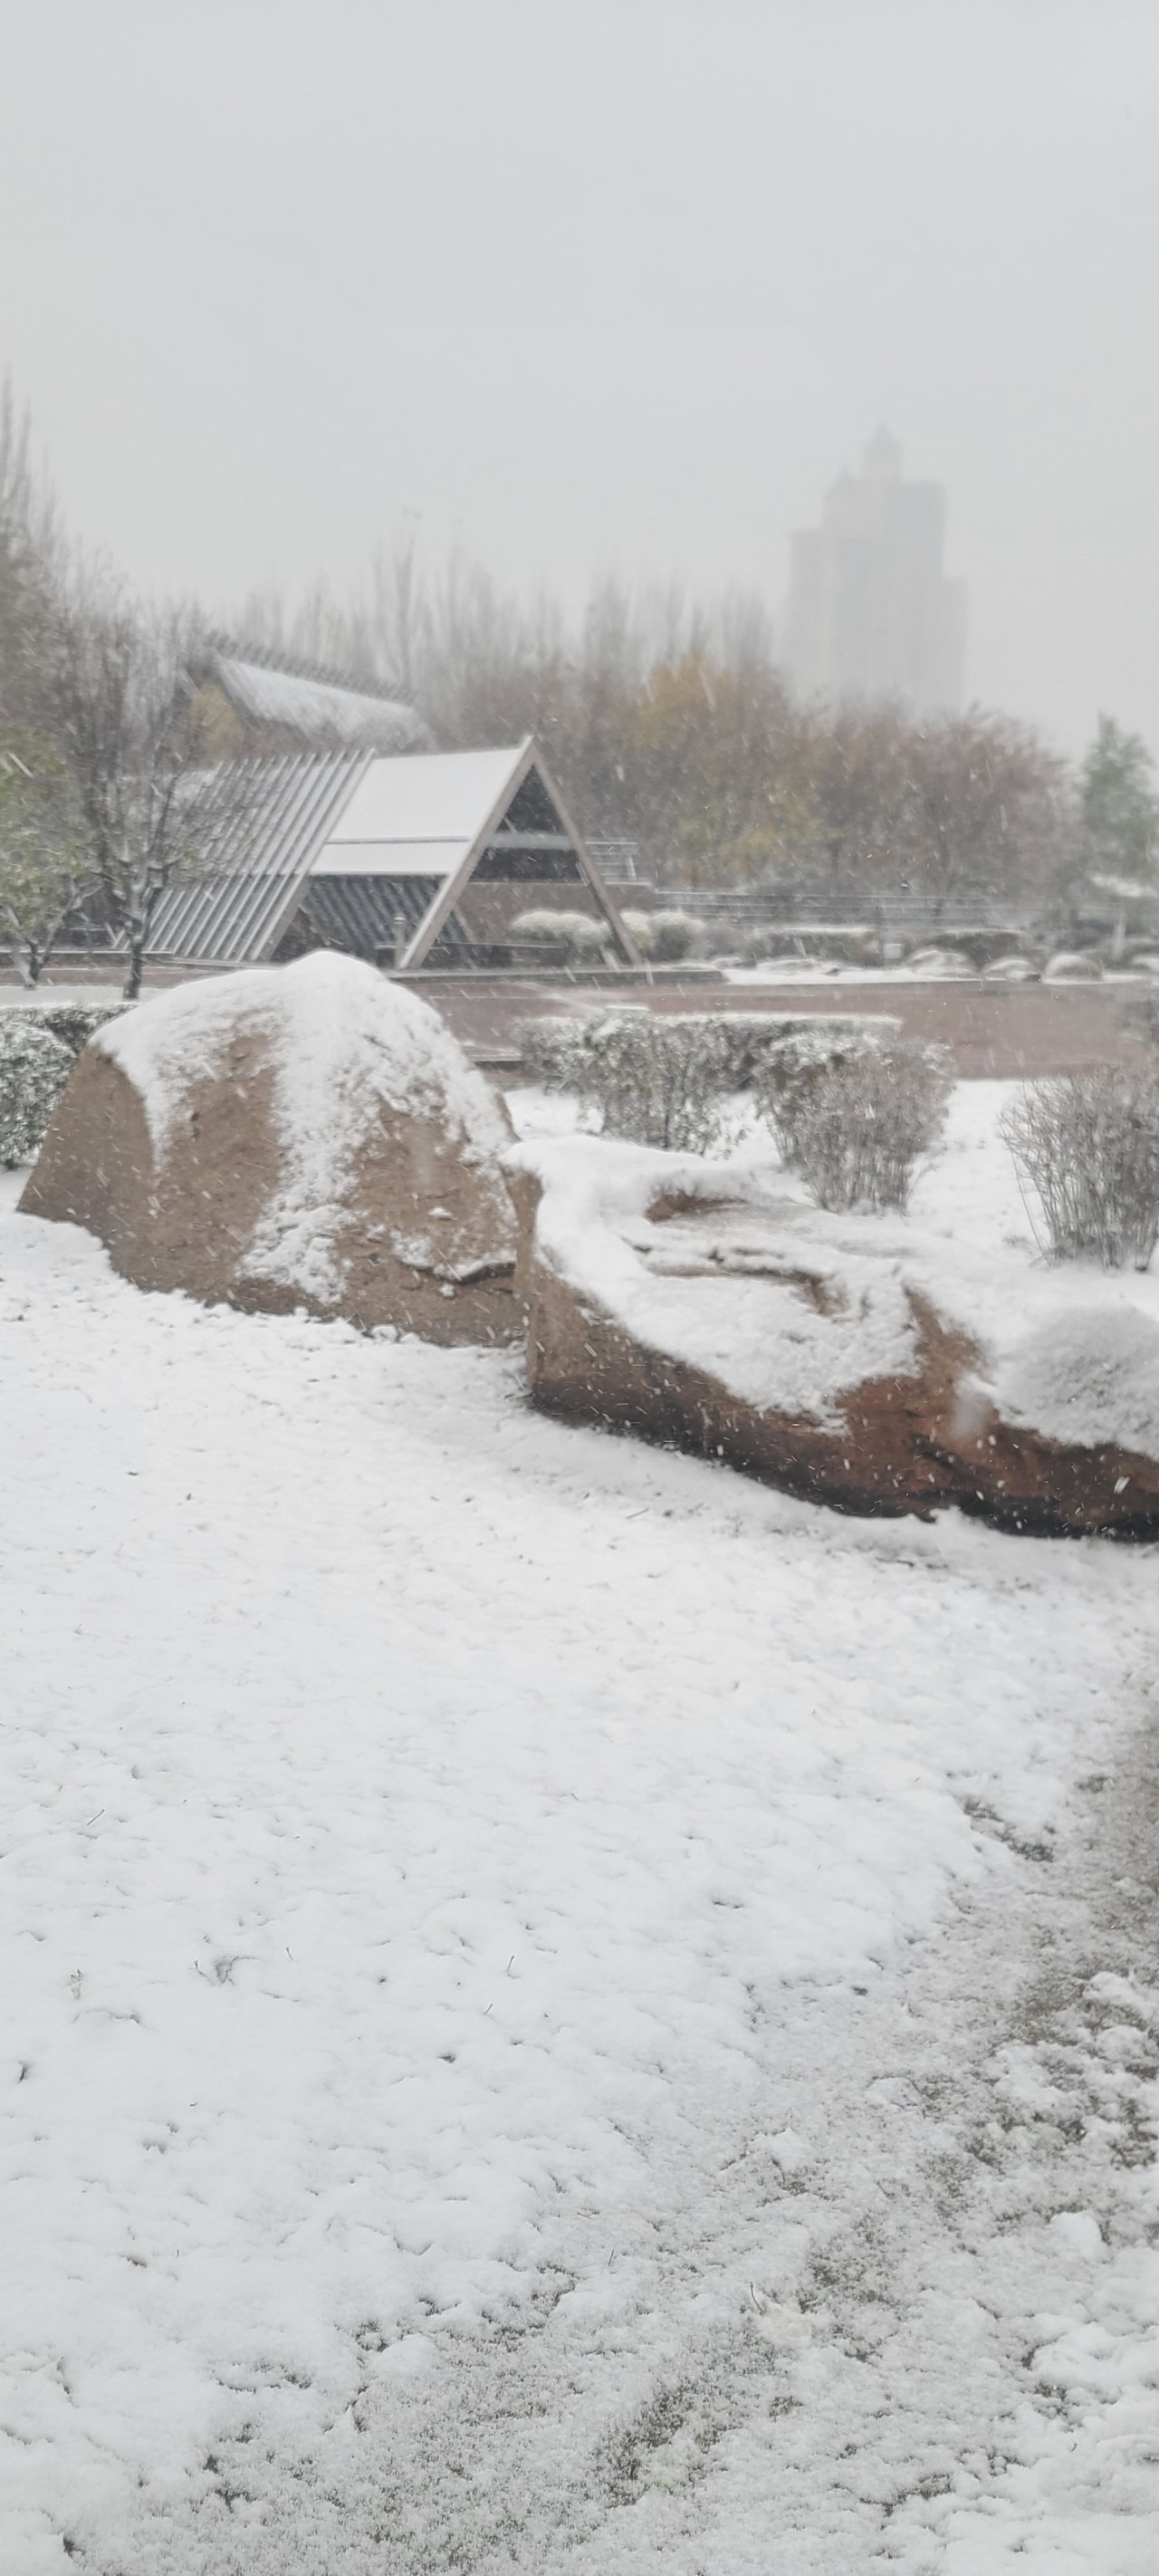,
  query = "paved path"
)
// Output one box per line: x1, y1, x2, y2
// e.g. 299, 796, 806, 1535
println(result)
400, 976, 1155, 1081
6, 970, 1154, 1080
